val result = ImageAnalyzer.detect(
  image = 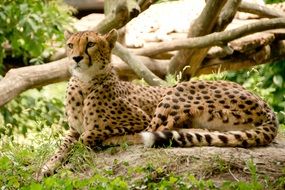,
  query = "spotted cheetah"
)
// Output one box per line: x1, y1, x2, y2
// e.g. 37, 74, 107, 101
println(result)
37, 29, 278, 179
